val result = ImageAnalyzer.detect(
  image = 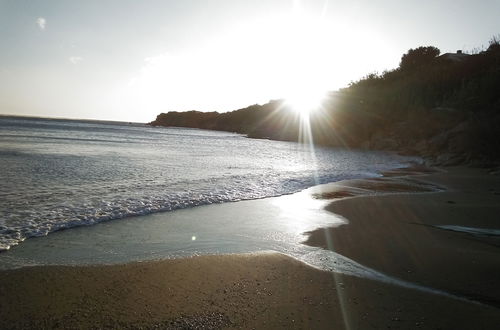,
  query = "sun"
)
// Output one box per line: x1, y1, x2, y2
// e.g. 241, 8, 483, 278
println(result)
119, 7, 346, 120
285, 89, 327, 117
